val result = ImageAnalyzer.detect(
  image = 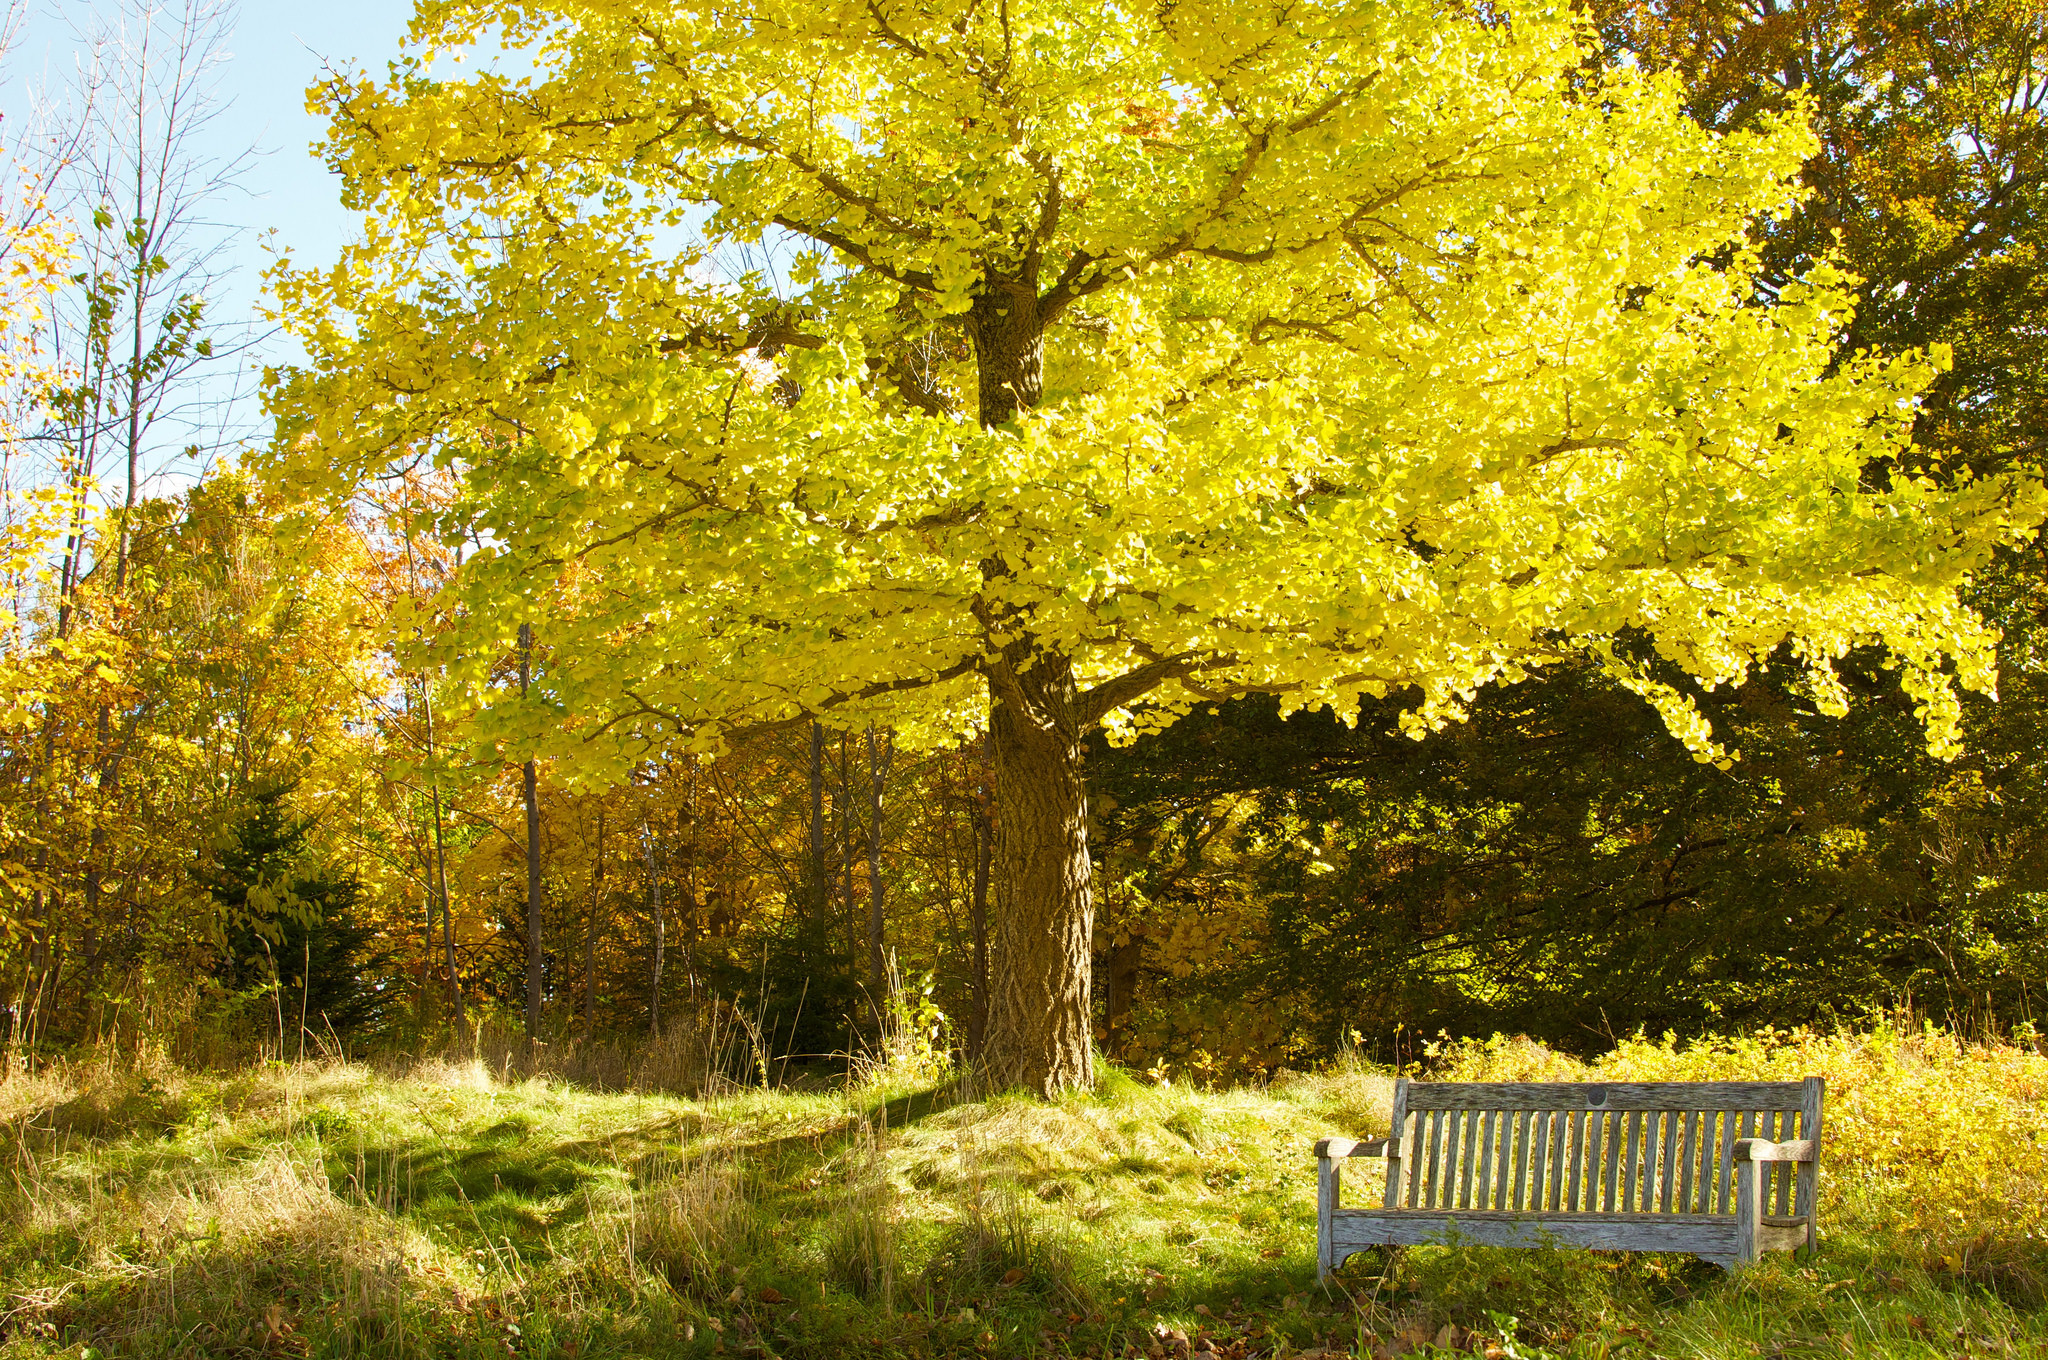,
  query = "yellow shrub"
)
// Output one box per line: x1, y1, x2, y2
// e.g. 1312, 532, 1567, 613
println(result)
1432, 1026, 2048, 1286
